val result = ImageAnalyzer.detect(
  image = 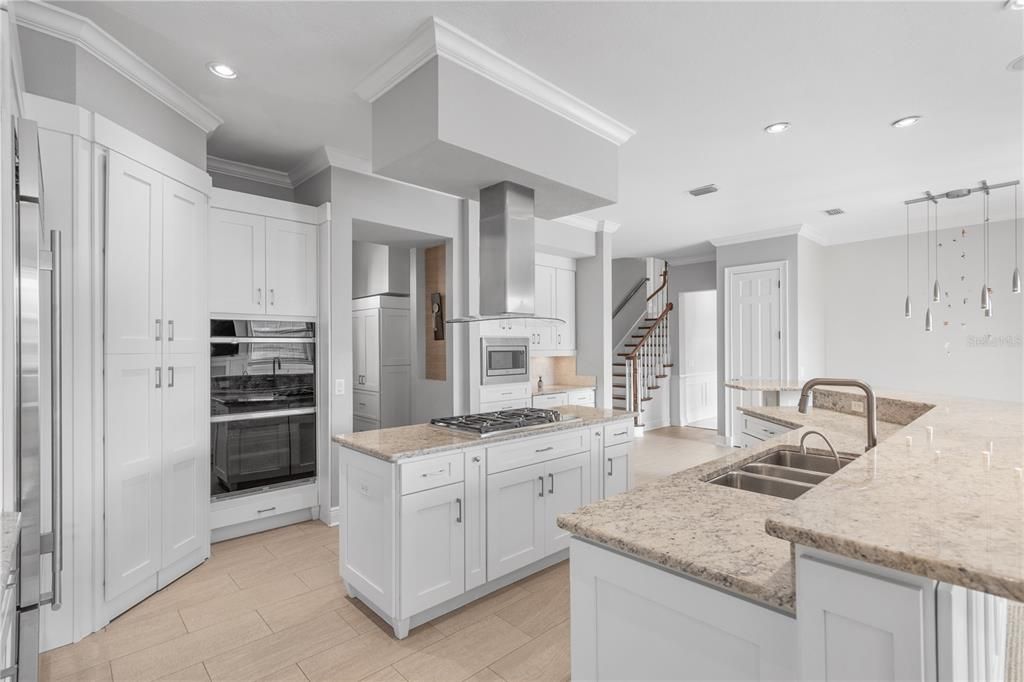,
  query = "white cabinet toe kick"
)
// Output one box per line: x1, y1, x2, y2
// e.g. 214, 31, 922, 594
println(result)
338, 419, 633, 638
